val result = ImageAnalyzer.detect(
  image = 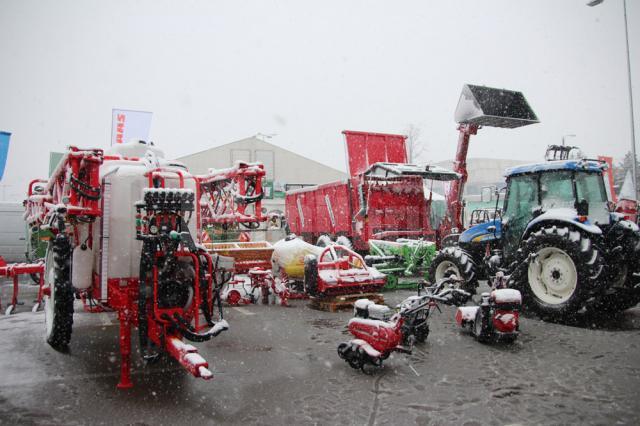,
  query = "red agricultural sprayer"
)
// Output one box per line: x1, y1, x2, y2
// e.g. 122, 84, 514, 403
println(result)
20, 141, 266, 389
